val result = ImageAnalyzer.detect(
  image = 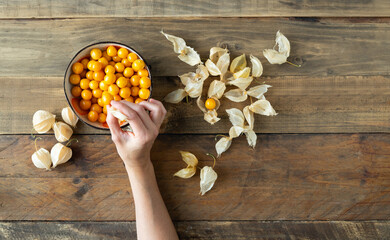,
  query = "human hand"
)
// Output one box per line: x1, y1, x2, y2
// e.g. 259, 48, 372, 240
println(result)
106, 99, 167, 170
